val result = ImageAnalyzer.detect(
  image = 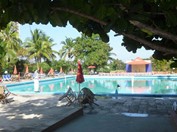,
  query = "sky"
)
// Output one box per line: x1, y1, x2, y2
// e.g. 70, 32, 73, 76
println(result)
19, 22, 154, 62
